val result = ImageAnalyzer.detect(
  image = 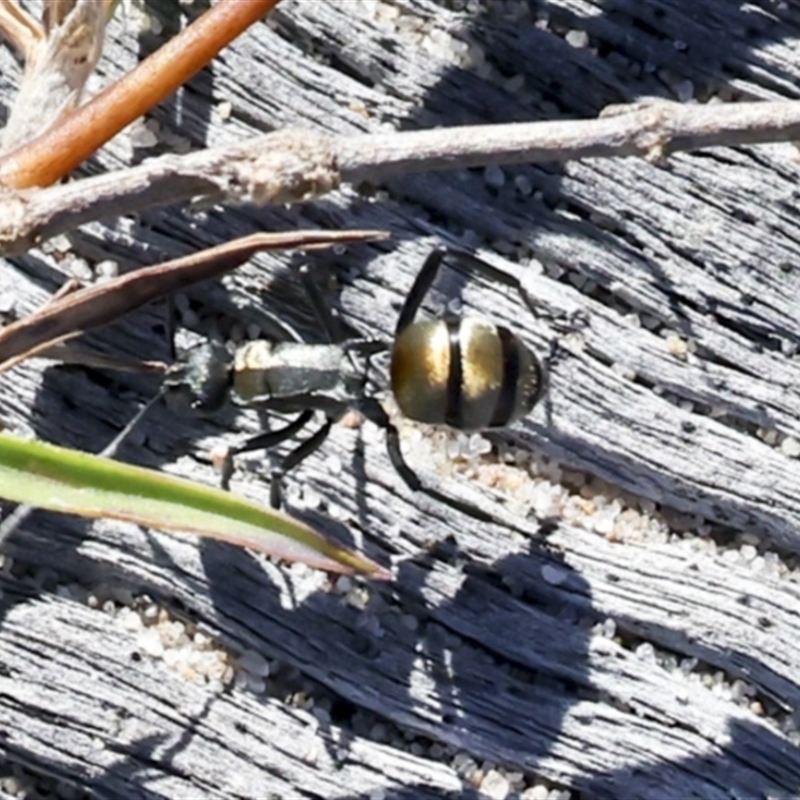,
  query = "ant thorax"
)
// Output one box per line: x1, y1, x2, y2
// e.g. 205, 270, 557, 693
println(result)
231, 339, 364, 407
